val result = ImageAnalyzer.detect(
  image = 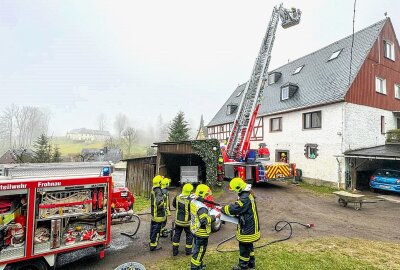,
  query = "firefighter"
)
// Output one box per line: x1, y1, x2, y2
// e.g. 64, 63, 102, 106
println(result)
221, 178, 260, 270
190, 184, 216, 270
171, 183, 194, 256
160, 177, 171, 237
217, 157, 224, 187
149, 175, 166, 251
280, 152, 287, 163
